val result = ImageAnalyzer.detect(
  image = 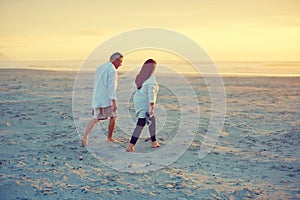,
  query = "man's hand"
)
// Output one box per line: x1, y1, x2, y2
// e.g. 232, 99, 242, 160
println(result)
111, 100, 117, 113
